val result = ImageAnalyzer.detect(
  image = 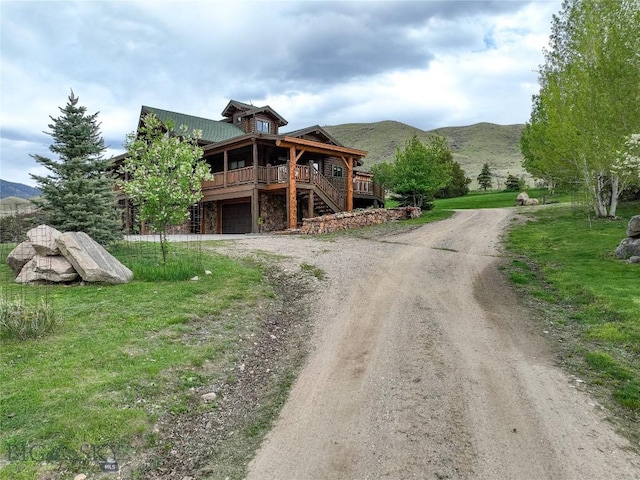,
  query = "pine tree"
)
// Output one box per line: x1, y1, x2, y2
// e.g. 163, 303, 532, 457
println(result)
30, 90, 121, 244
477, 163, 493, 191
504, 174, 524, 192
